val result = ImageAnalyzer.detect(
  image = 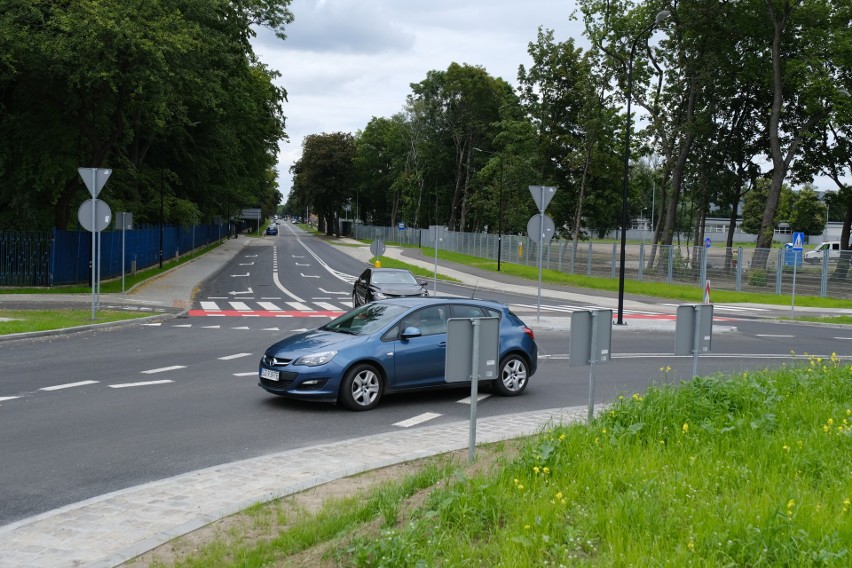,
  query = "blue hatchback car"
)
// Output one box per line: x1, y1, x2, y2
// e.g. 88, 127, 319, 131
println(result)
258, 297, 538, 411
